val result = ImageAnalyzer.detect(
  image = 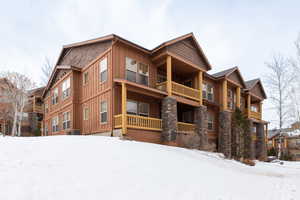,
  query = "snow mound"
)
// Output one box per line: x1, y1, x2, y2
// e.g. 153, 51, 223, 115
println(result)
0, 136, 299, 200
